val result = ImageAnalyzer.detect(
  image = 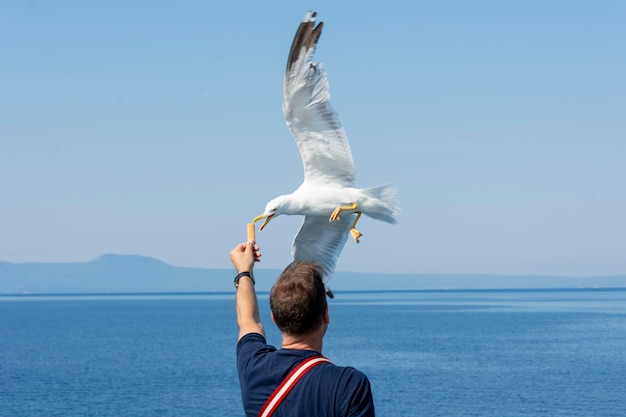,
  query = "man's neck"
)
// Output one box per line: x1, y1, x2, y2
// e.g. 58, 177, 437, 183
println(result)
281, 333, 323, 353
